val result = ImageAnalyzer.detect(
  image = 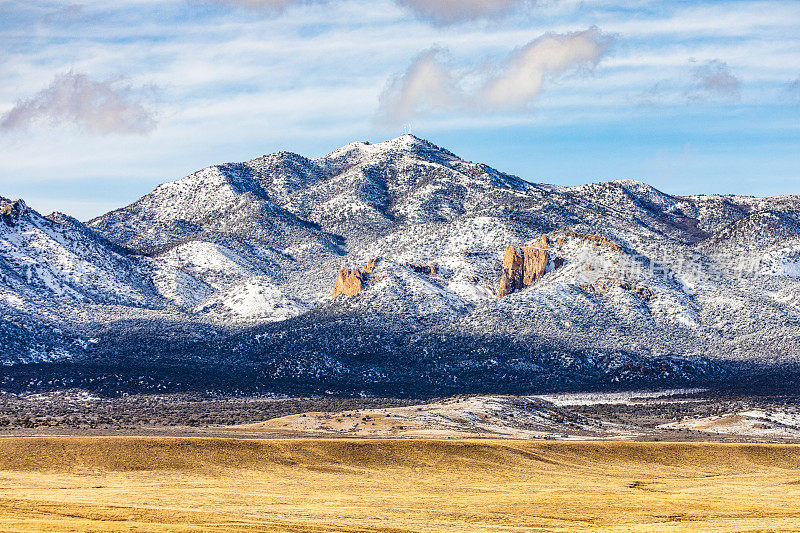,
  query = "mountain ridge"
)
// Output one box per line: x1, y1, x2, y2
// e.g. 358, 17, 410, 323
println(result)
2, 135, 800, 394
